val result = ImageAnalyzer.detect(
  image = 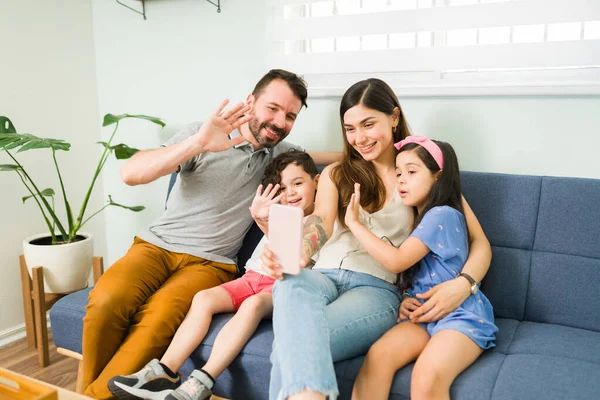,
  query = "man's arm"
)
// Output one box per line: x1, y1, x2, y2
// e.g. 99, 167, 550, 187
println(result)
120, 137, 201, 186
121, 99, 252, 186
308, 151, 343, 167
